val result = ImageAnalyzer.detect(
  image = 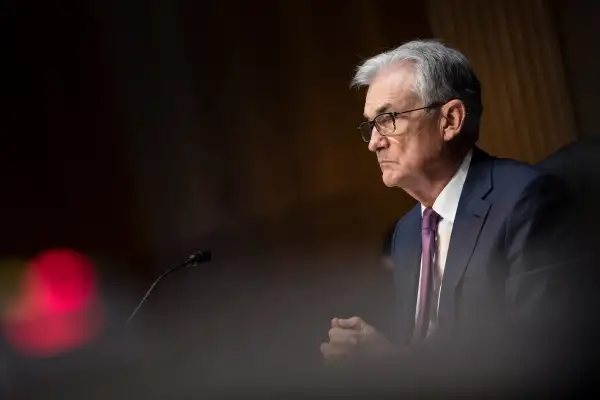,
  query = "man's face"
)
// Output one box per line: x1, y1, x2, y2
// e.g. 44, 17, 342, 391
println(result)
363, 64, 444, 188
